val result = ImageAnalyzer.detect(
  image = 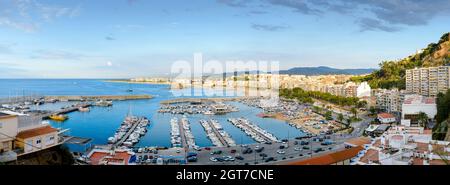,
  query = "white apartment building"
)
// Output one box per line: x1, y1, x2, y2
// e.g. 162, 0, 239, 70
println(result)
401, 94, 437, 126
374, 89, 405, 113
406, 66, 450, 96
